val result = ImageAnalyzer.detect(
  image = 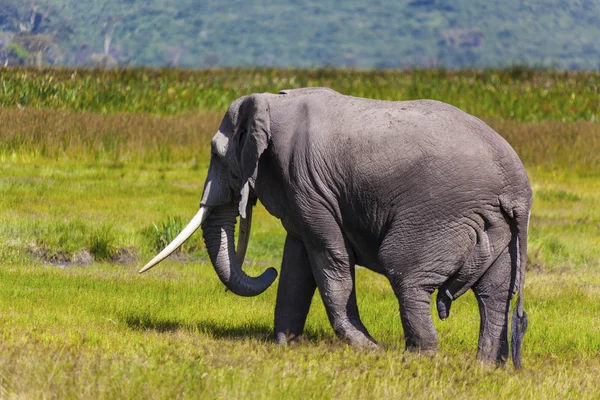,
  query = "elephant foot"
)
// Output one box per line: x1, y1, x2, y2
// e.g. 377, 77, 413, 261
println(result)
275, 330, 305, 345
334, 318, 379, 349
347, 333, 379, 350
476, 339, 509, 366
405, 342, 438, 354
